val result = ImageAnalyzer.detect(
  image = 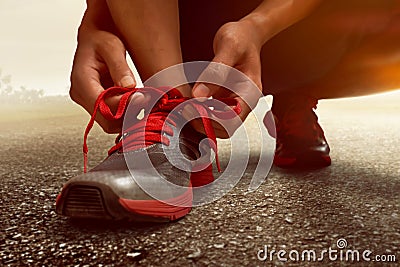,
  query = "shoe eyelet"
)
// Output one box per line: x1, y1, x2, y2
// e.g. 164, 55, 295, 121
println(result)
119, 132, 129, 142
